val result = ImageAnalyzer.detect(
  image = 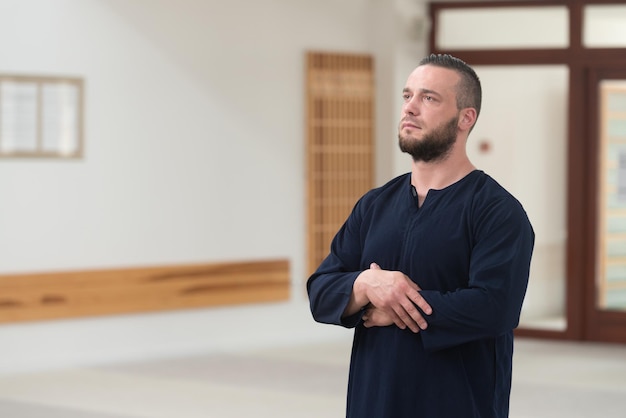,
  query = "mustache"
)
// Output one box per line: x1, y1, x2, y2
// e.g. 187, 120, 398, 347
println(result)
400, 116, 420, 128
